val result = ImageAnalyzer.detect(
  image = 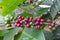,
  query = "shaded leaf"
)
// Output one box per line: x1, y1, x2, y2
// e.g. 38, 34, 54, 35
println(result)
33, 8, 48, 17
50, 0, 60, 18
